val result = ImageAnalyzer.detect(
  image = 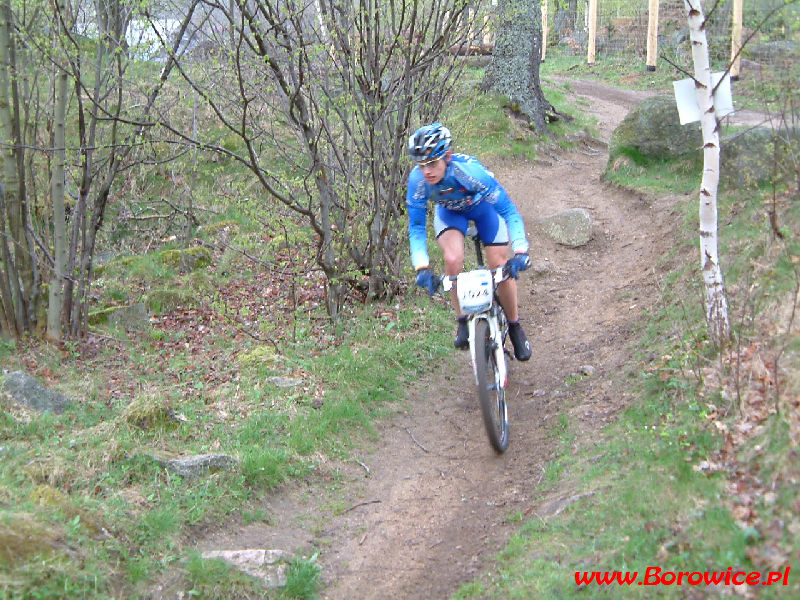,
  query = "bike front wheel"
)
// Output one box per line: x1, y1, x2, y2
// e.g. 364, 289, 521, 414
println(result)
474, 319, 509, 453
